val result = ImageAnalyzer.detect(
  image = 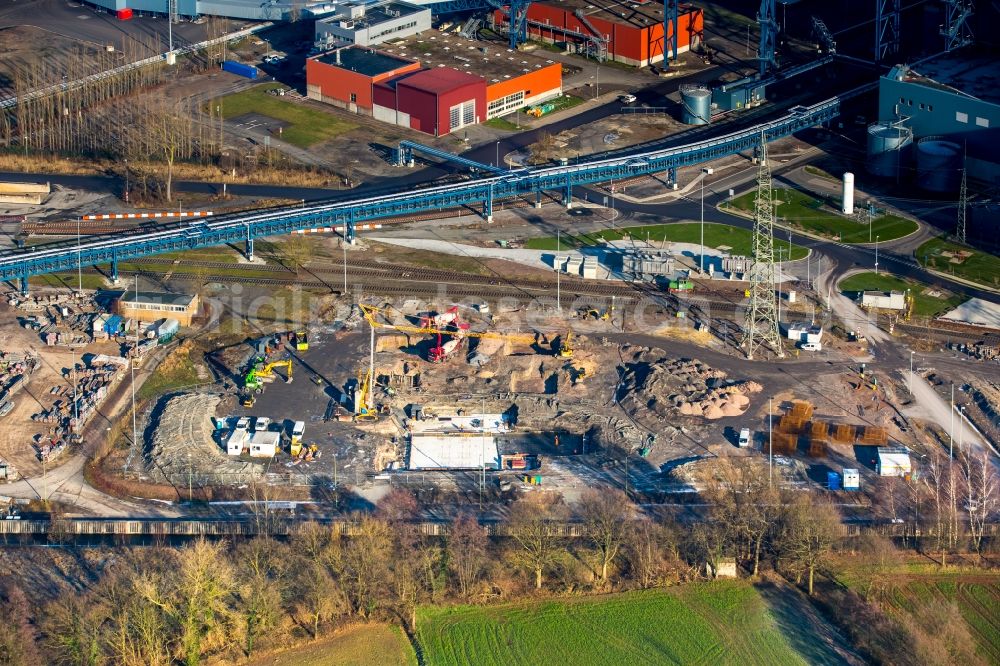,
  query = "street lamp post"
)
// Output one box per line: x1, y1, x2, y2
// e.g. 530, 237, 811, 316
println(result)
909, 350, 914, 394
875, 235, 880, 275
495, 140, 500, 168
